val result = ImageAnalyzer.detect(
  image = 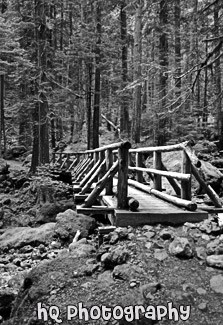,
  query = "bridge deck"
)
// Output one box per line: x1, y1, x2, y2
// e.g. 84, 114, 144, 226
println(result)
102, 184, 208, 227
